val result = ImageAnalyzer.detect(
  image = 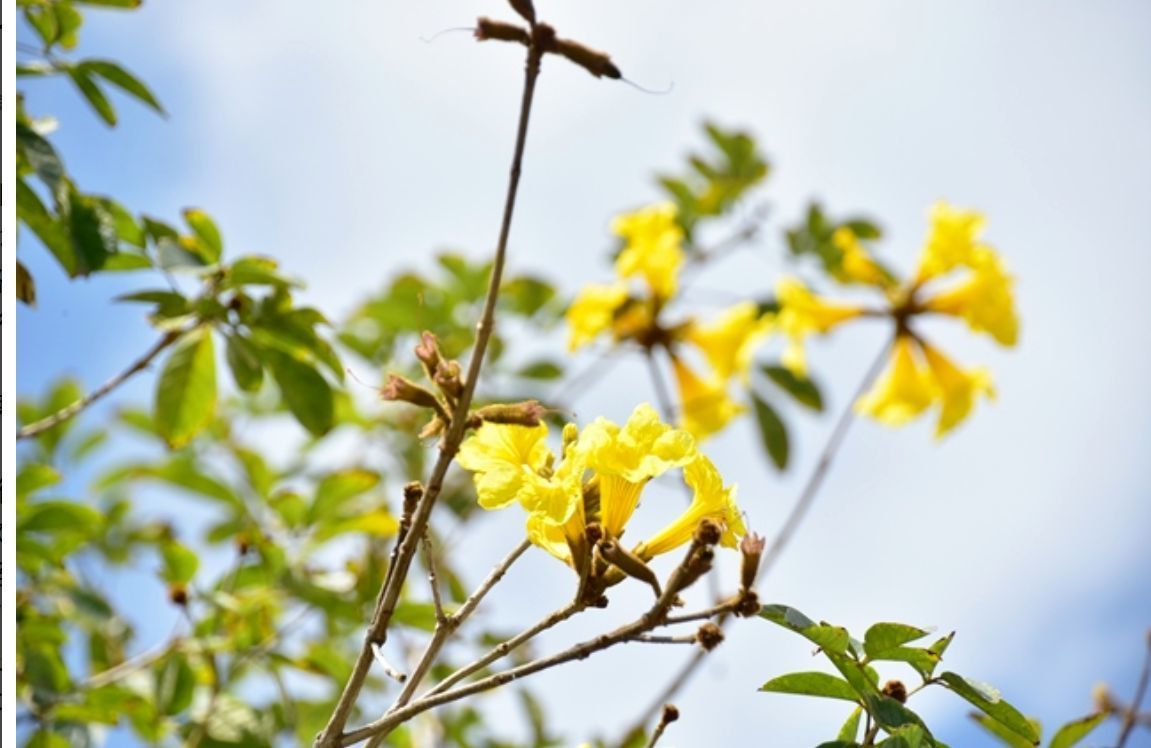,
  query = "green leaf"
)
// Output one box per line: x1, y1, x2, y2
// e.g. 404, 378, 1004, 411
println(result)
501, 276, 556, 316
310, 468, 380, 522
762, 364, 824, 411
968, 713, 1035, 748
19, 501, 102, 535
877, 724, 931, 748
1048, 712, 1106, 748
154, 329, 218, 448
866, 646, 941, 680
225, 334, 264, 393
16, 259, 37, 306
516, 359, 564, 380
97, 198, 146, 247
17, 178, 73, 271
264, 349, 334, 437
75, 0, 143, 7
224, 256, 298, 288
160, 540, 199, 584
17, 463, 61, 499
154, 654, 196, 715
79, 60, 165, 115
182, 208, 222, 262
760, 672, 860, 702
25, 731, 71, 748
862, 693, 933, 737
759, 604, 851, 655
17, 122, 65, 190
68, 67, 117, 126
939, 672, 1038, 744
393, 602, 439, 632
838, 706, 863, 742
864, 623, 932, 658
751, 394, 789, 469
66, 186, 121, 275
